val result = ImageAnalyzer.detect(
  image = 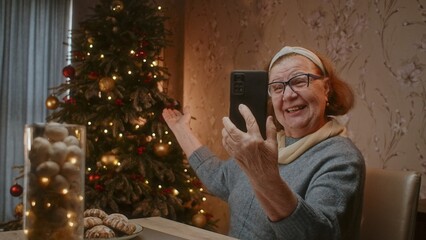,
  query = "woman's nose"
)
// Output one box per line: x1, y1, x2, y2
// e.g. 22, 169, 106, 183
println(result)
281, 86, 297, 100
